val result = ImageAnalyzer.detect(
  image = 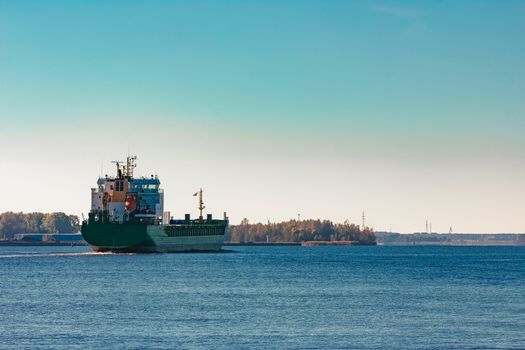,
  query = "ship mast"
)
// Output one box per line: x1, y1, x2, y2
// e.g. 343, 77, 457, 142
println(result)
198, 188, 205, 221
125, 155, 137, 178
111, 160, 124, 179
